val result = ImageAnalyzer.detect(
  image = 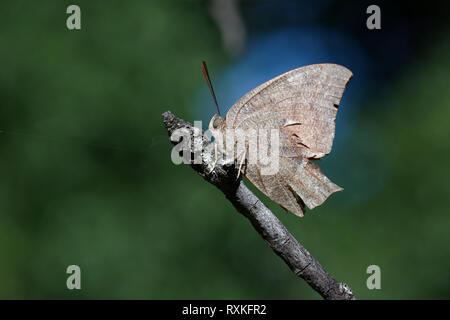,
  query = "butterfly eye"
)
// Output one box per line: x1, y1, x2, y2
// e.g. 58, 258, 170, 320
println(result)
212, 117, 222, 129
